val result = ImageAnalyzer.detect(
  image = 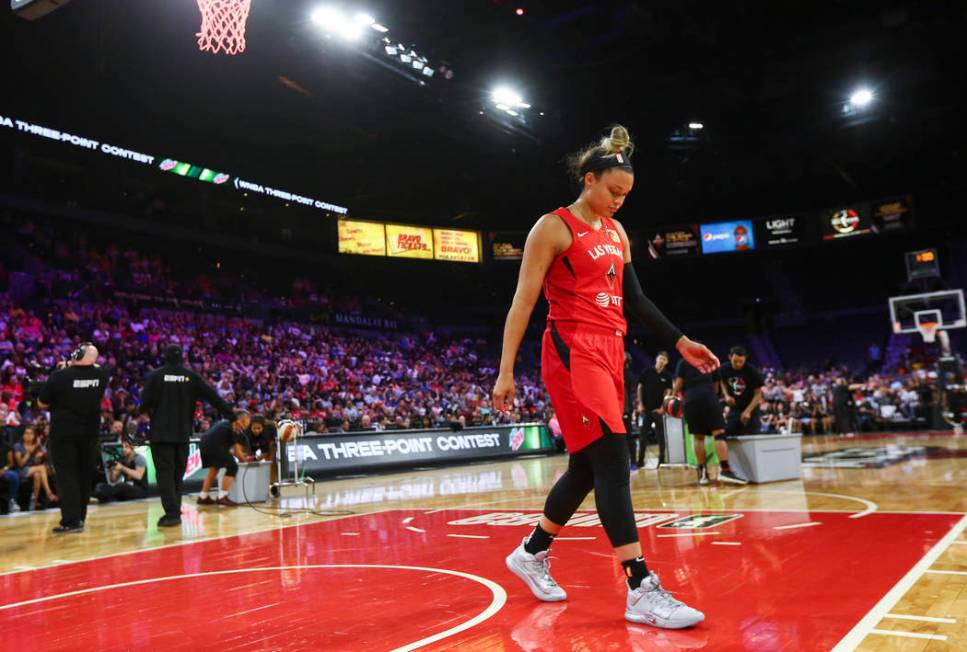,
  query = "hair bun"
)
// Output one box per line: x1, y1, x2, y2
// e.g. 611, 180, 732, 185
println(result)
602, 124, 633, 155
